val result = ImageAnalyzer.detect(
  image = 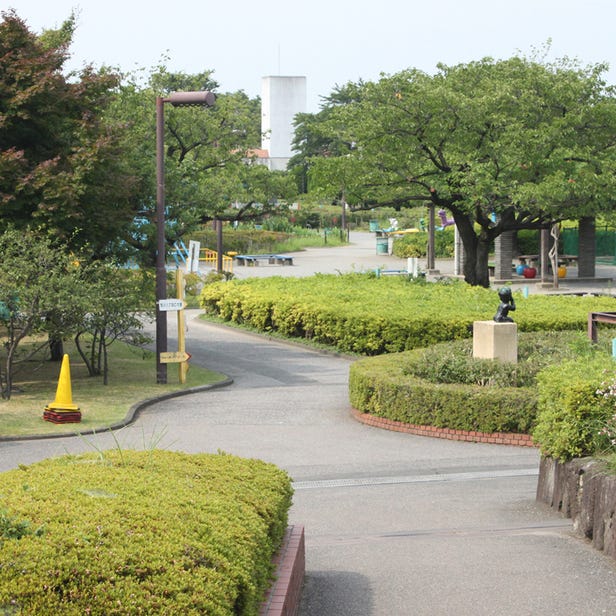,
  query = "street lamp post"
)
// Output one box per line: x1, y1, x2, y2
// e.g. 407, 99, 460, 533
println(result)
155, 91, 215, 384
